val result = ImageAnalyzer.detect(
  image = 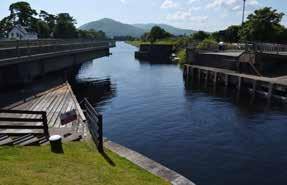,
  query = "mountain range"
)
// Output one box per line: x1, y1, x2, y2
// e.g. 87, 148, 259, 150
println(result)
79, 18, 196, 38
